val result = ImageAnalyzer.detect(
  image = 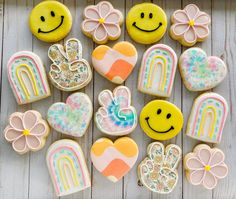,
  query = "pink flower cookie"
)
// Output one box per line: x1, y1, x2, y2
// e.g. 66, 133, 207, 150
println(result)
4, 110, 50, 154
81, 1, 123, 44
184, 144, 228, 189
170, 4, 211, 46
